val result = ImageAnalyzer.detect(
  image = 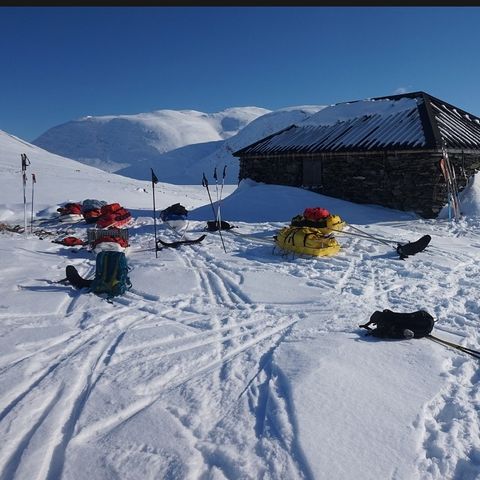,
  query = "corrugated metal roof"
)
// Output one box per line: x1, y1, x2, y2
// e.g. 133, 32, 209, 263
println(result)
234, 92, 480, 156
430, 100, 480, 149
